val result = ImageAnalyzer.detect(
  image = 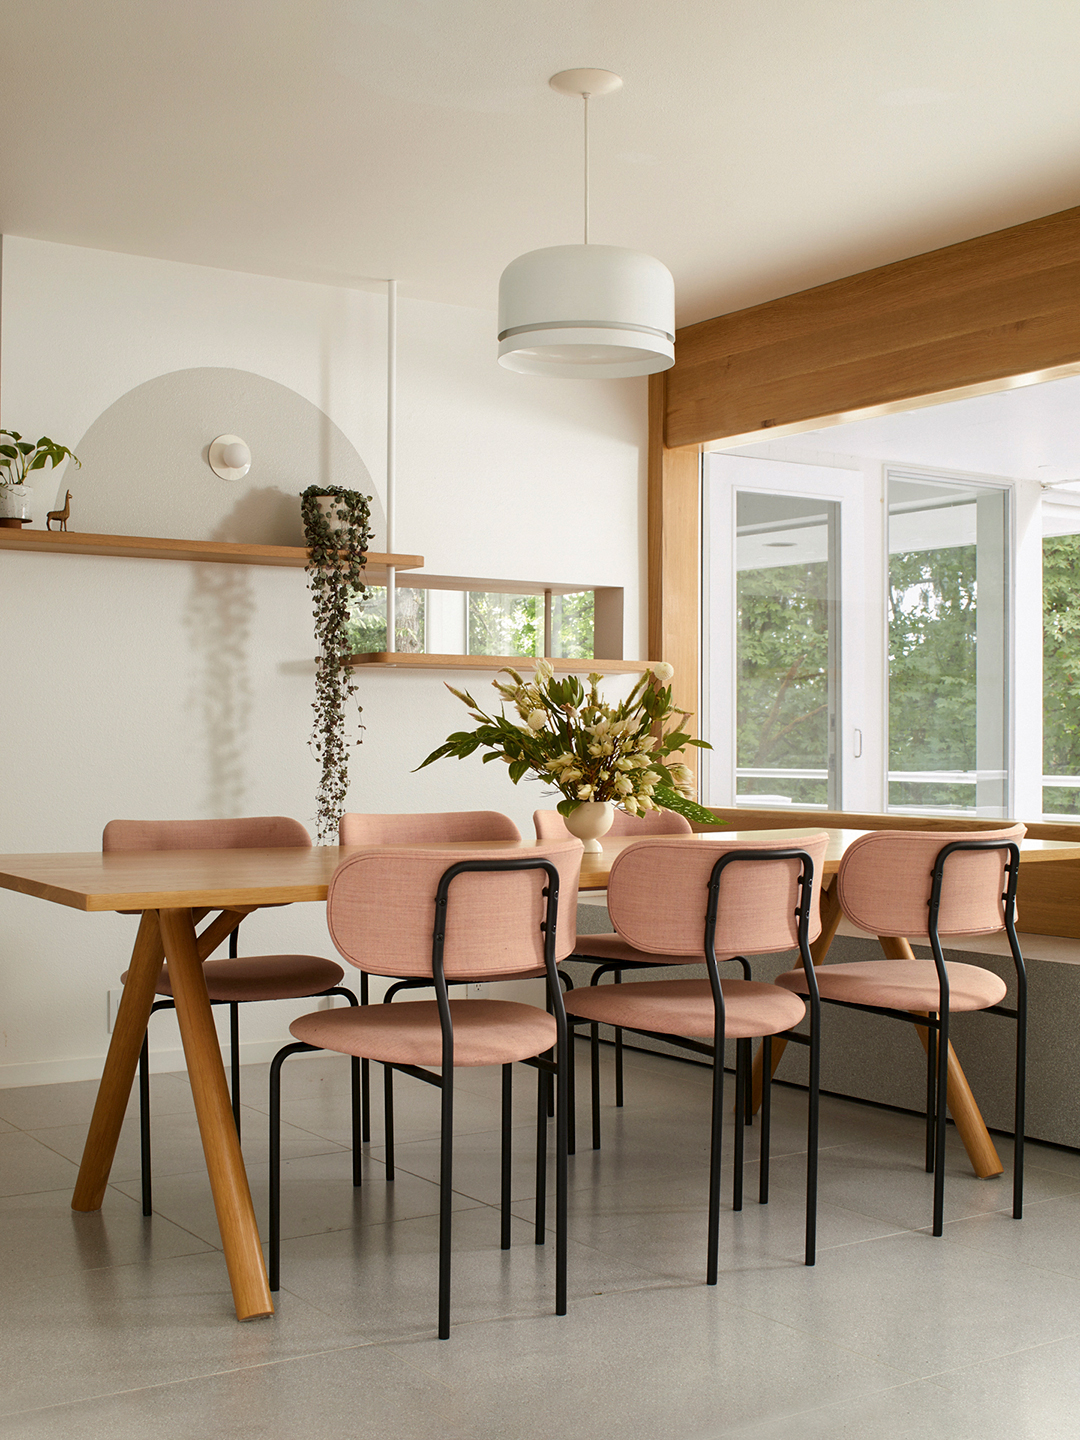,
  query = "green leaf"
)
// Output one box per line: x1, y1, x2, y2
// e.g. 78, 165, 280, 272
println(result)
651, 786, 724, 826
507, 758, 531, 784
556, 797, 579, 817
